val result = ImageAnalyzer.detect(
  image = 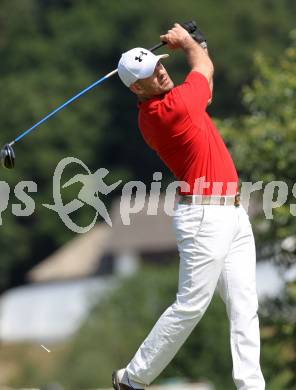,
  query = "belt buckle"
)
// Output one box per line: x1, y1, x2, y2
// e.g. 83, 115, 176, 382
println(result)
234, 192, 240, 207
181, 196, 192, 205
